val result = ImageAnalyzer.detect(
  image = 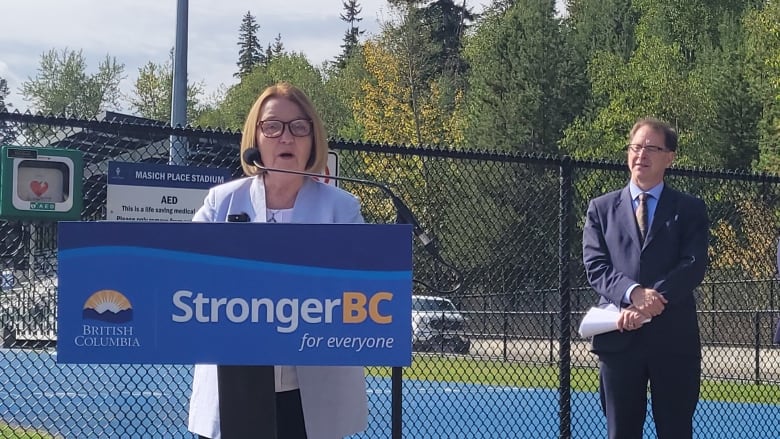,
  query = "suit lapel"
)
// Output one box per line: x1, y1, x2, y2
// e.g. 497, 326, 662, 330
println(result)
617, 187, 643, 250
644, 185, 676, 247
